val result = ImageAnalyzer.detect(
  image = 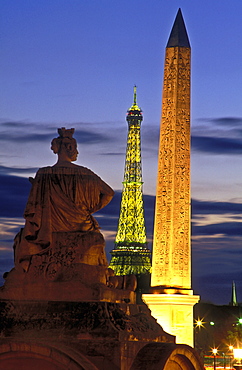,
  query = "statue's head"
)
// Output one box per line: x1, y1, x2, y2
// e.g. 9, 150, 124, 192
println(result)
51, 127, 78, 162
